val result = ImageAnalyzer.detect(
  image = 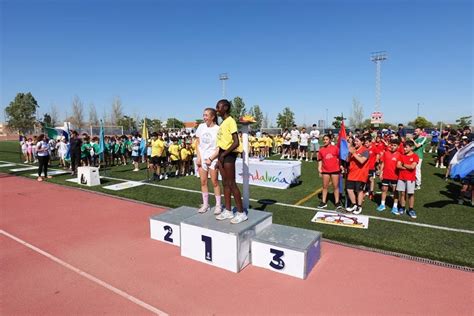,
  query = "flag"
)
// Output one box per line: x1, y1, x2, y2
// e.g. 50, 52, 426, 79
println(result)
337, 118, 349, 206
140, 118, 149, 156
45, 126, 69, 141
337, 120, 349, 161
450, 142, 474, 179
19, 132, 25, 142
97, 120, 105, 159
65, 123, 71, 161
